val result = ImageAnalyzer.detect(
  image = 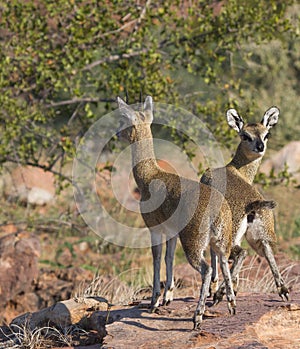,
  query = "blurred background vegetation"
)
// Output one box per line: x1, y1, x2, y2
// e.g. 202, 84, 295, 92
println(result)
0, 0, 299, 270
